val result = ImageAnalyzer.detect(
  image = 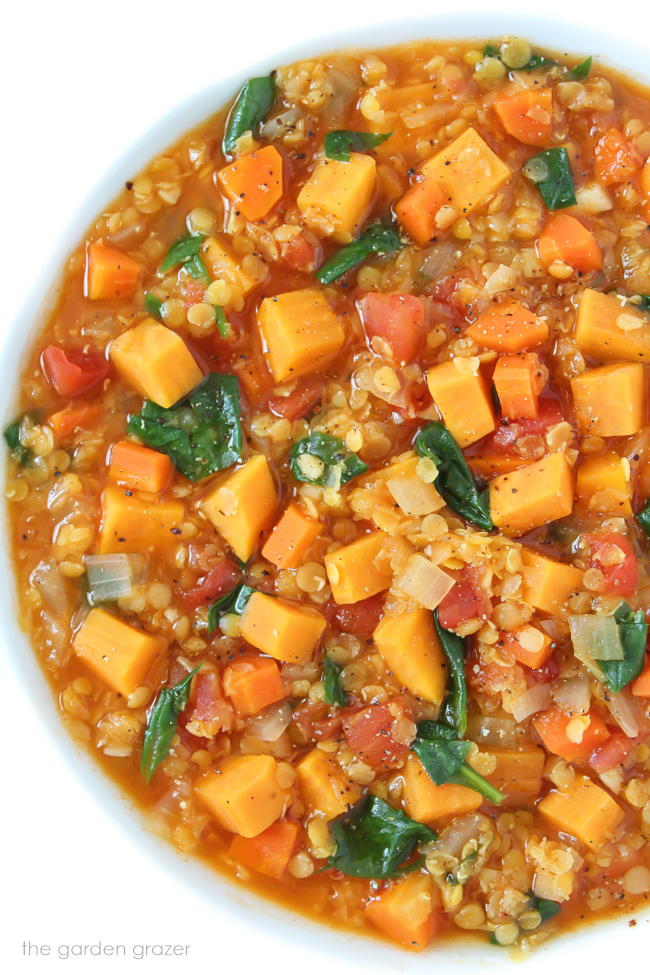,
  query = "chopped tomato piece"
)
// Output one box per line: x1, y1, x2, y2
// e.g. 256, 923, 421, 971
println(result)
589, 730, 641, 774
533, 707, 610, 763
343, 701, 414, 771
41, 345, 110, 398
488, 397, 564, 451
437, 566, 491, 630
180, 559, 241, 610
525, 654, 561, 685
283, 231, 320, 272
324, 592, 386, 640
184, 671, 234, 738
594, 128, 642, 186
358, 293, 426, 365
268, 379, 323, 420
291, 699, 343, 744
586, 531, 638, 598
